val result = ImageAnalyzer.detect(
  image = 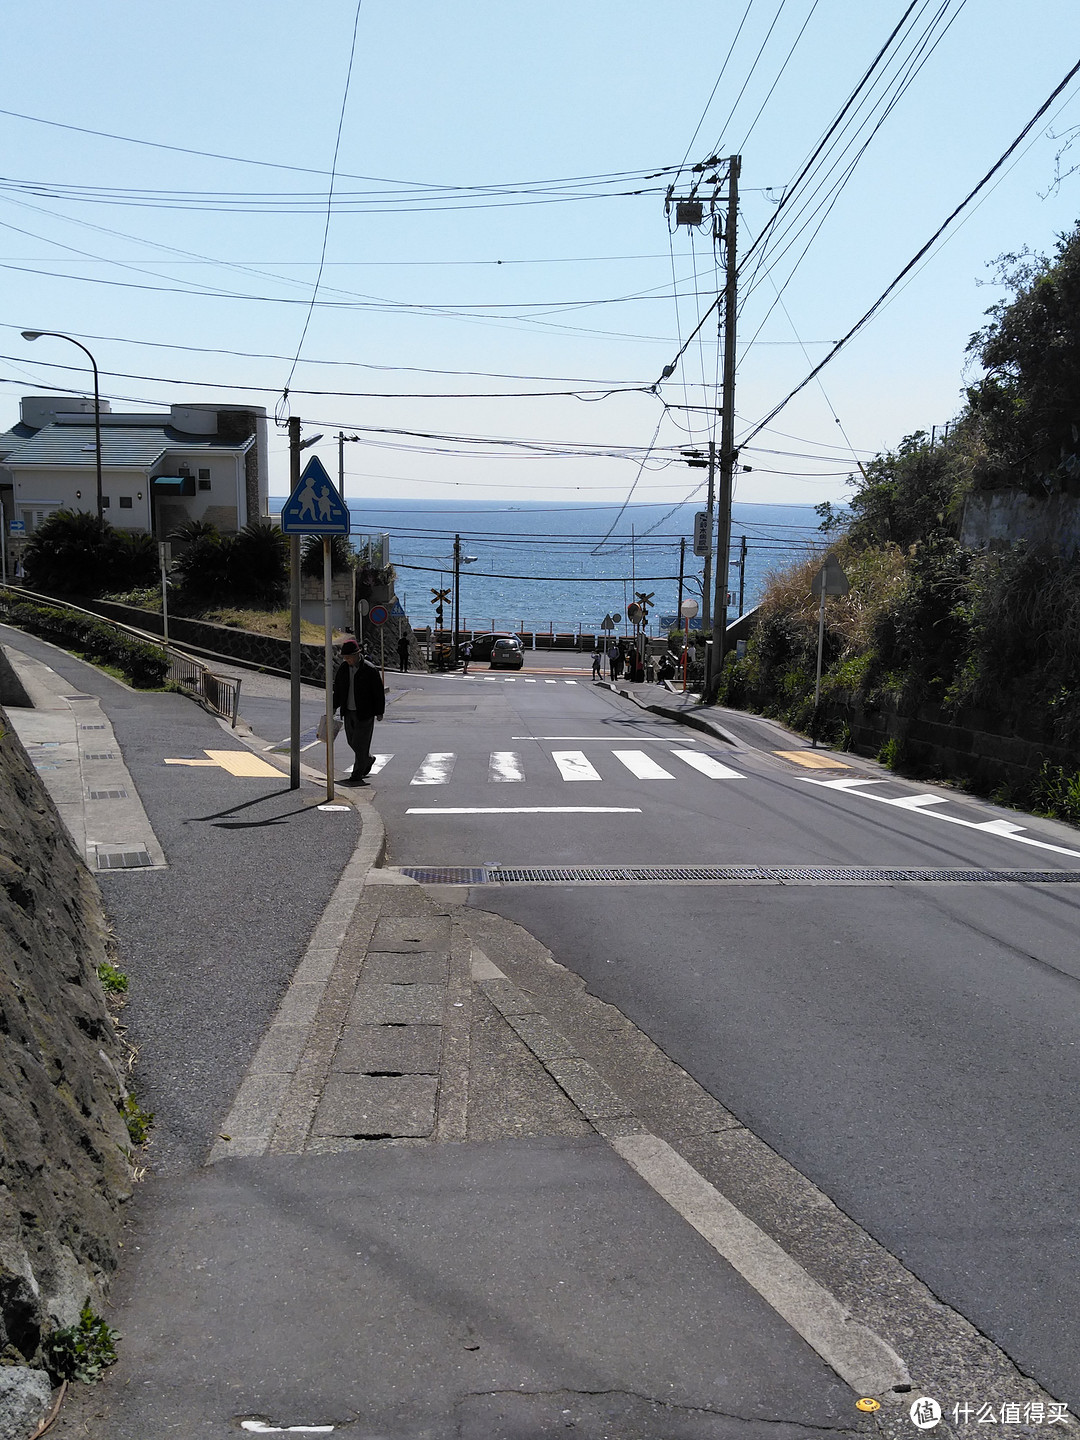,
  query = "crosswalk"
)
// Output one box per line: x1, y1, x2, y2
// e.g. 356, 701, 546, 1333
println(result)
466, 676, 580, 684
362, 747, 745, 784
